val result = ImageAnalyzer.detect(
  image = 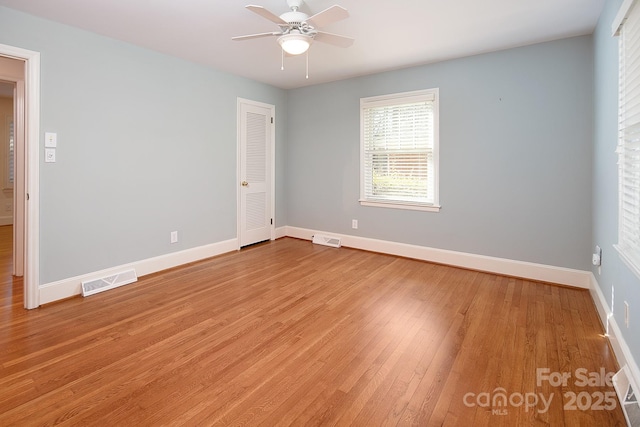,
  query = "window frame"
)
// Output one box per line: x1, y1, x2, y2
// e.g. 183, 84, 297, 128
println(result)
613, 0, 640, 278
359, 88, 440, 212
